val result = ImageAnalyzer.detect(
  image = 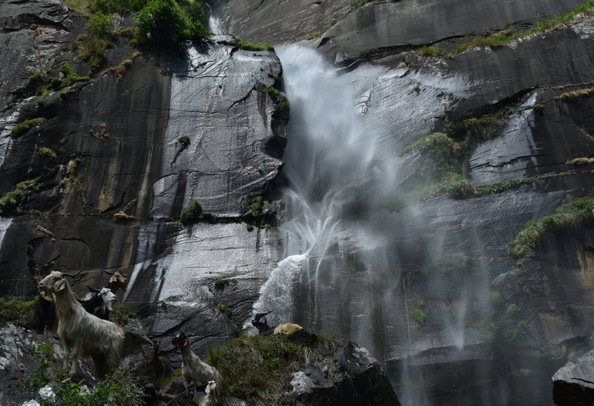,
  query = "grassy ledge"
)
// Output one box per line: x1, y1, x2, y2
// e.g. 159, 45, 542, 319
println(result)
420, 0, 594, 57
206, 333, 345, 403
508, 197, 594, 264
